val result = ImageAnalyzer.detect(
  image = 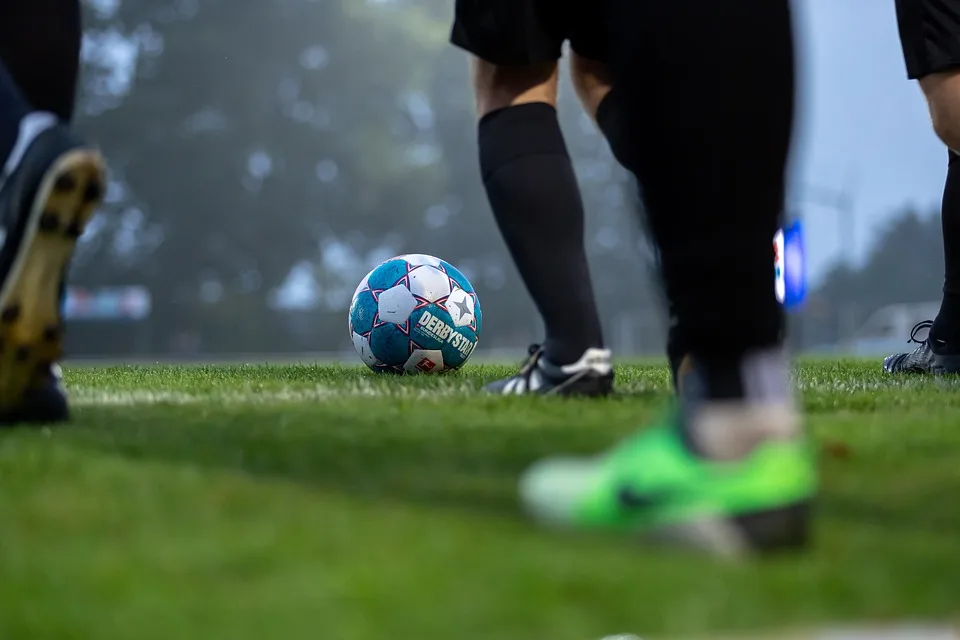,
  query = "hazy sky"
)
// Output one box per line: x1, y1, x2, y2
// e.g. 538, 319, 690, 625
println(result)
793, 0, 946, 280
